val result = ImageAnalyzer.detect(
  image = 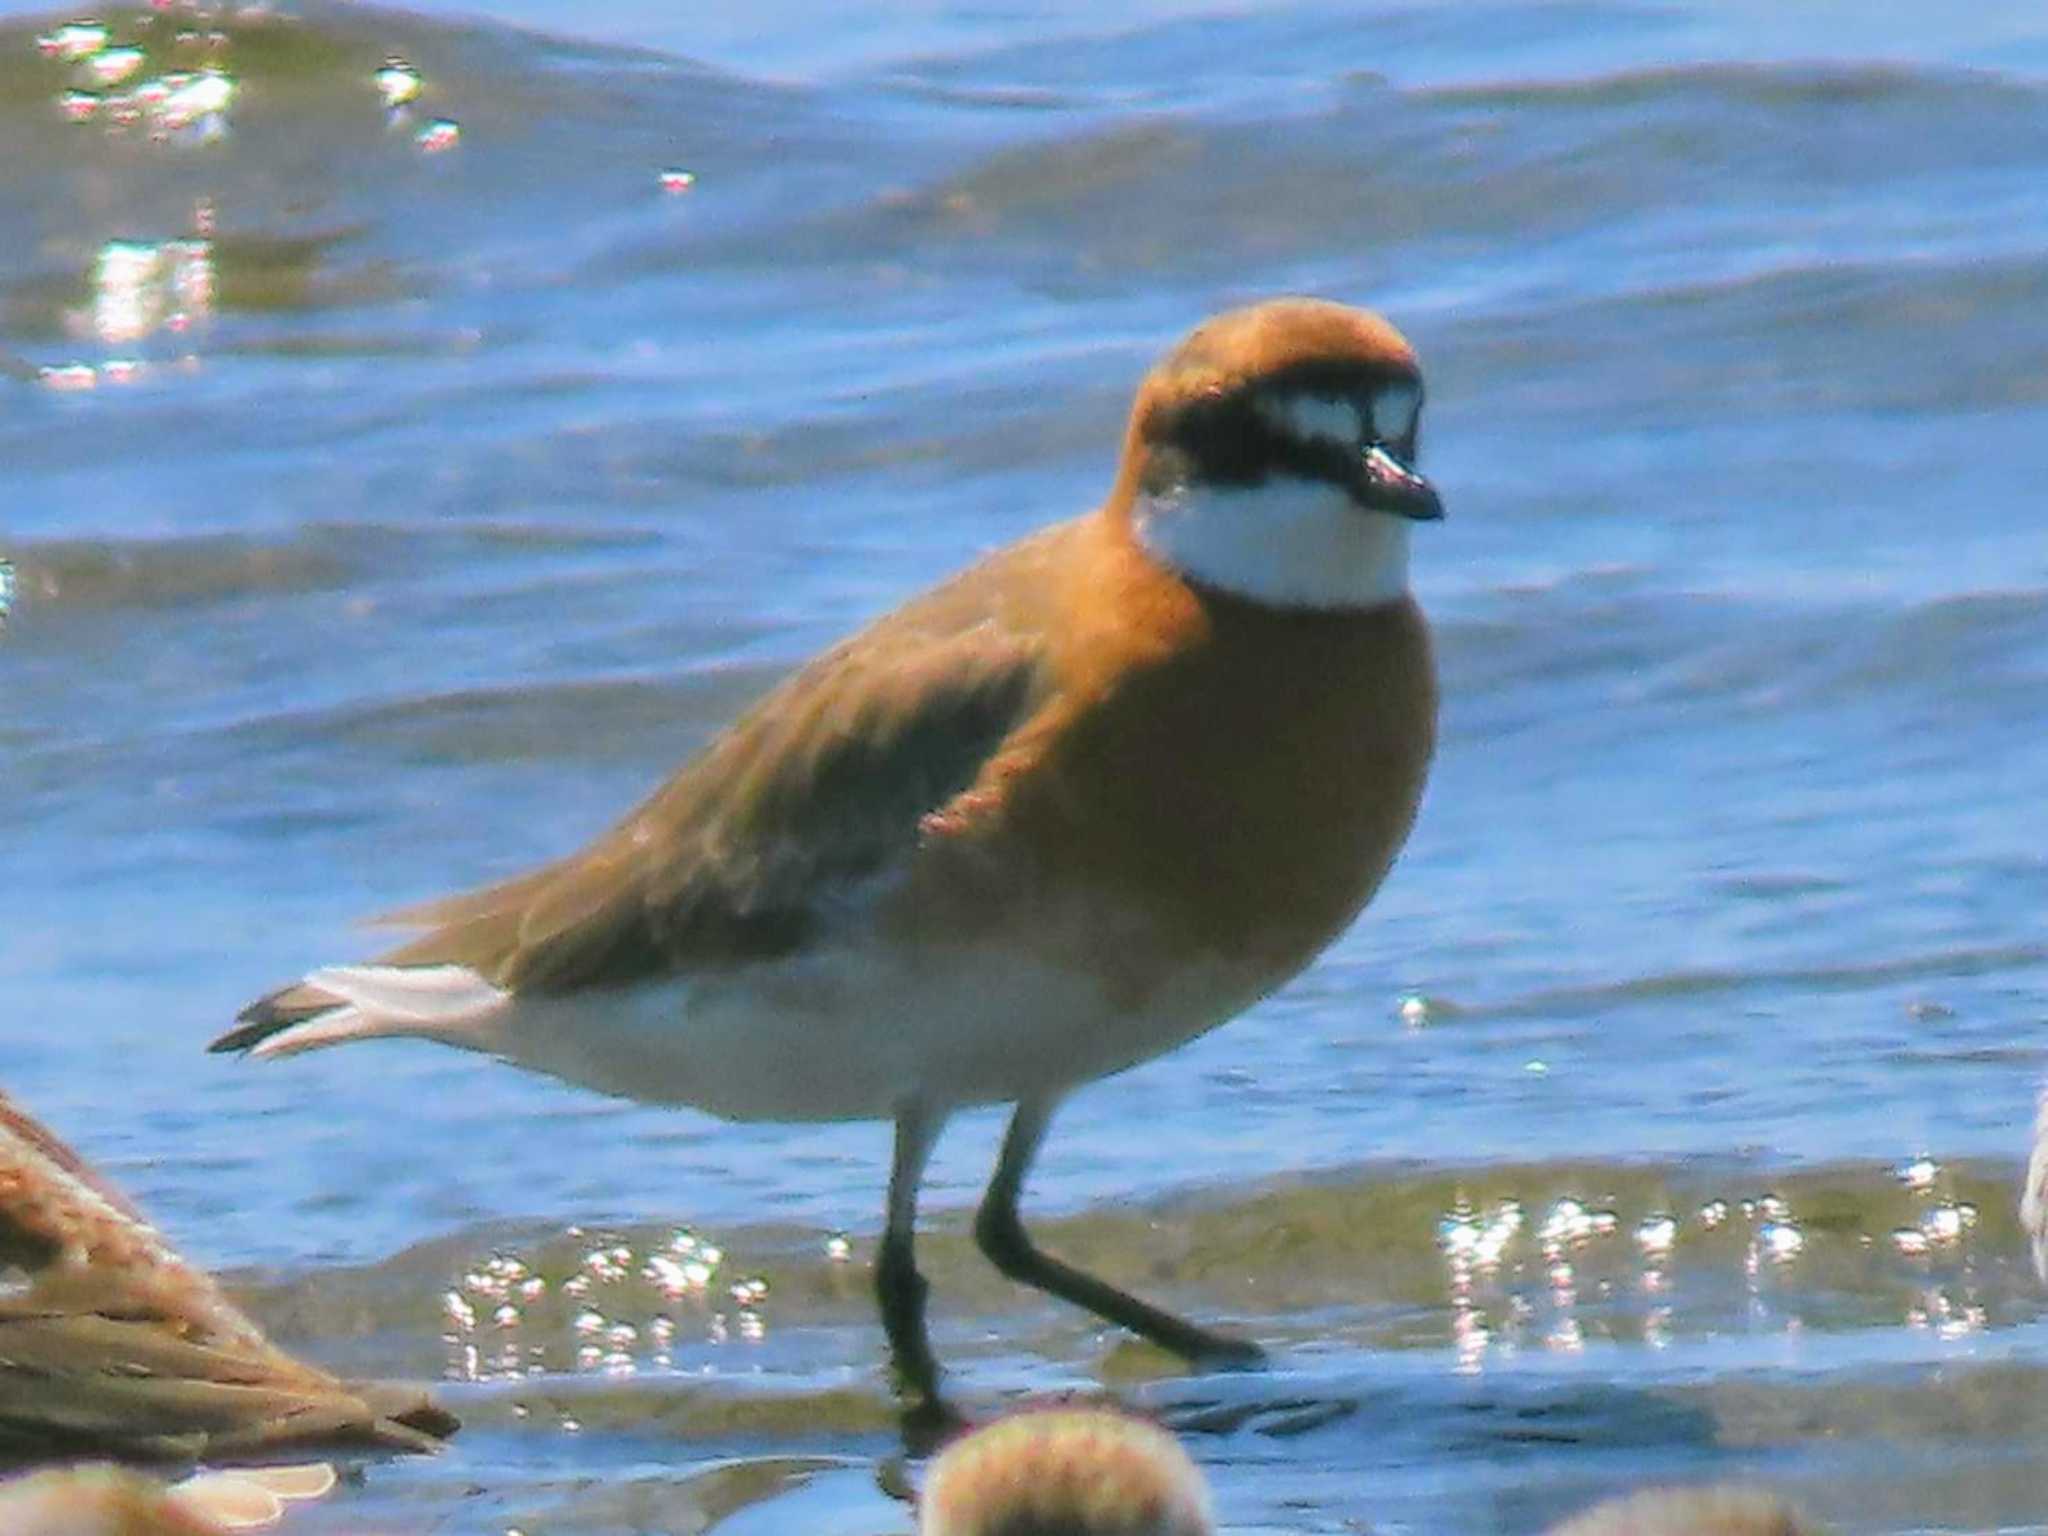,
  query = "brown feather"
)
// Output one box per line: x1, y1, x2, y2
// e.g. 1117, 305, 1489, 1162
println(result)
370, 525, 1073, 993
0, 1090, 454, 1466
889, 507, 1435, 1009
